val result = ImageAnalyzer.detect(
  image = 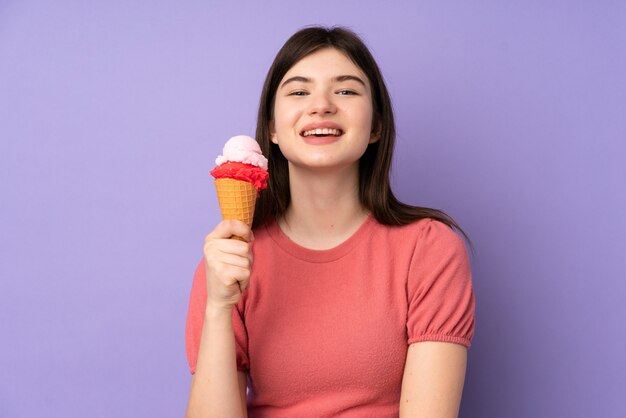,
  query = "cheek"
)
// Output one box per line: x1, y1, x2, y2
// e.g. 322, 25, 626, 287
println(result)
357, 103, 375, 130
273, 109, 302, 140
272, 104, 288, 130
